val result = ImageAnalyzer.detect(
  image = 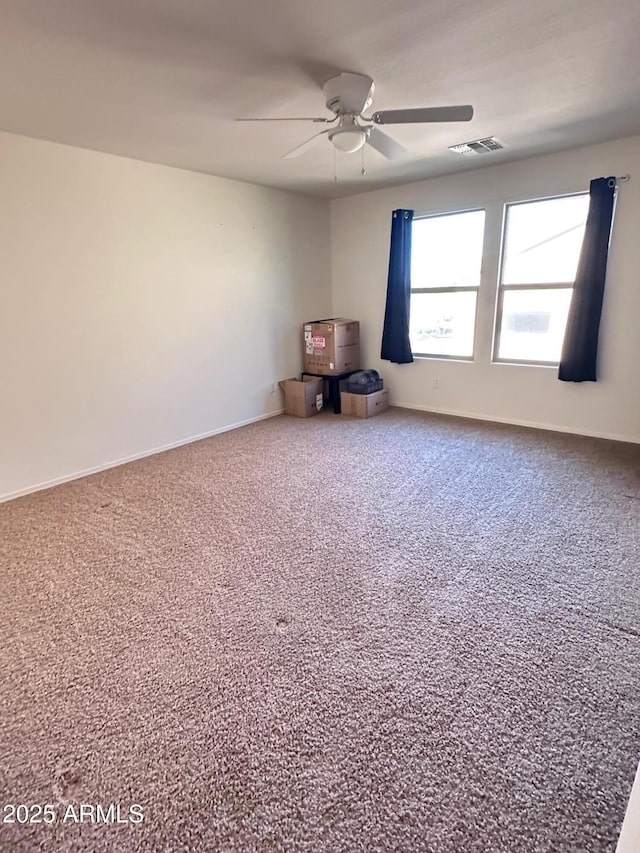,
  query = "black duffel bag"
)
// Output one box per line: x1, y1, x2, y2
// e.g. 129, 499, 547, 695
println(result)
347, 370, 383, 395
